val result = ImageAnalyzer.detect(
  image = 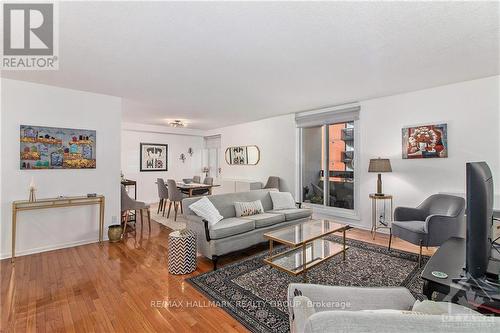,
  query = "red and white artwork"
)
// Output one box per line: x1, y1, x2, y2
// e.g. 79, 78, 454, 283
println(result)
402, 124, 448, 159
